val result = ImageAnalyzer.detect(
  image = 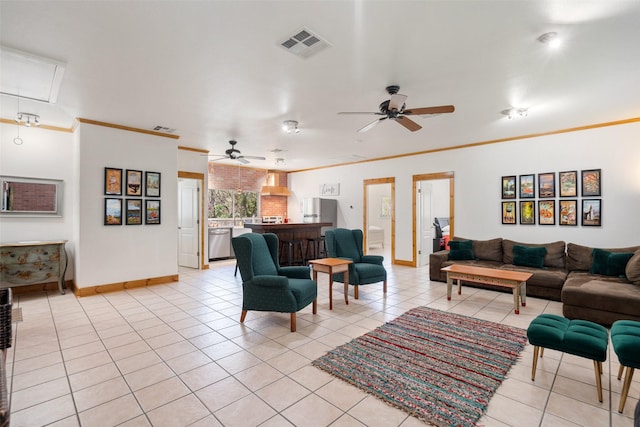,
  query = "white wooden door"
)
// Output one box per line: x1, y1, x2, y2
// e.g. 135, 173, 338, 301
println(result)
418, 182, 433, 267
178, 178, 199, 268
